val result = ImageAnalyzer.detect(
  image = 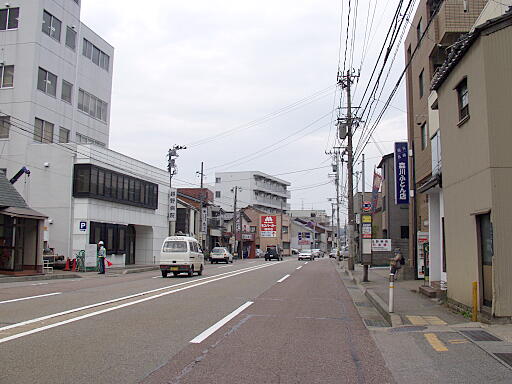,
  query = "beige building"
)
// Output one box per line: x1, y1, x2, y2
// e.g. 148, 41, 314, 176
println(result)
431, 10, 512, 318
405, 0, 487, 275
243, 206, 291, 256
